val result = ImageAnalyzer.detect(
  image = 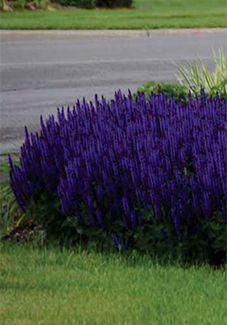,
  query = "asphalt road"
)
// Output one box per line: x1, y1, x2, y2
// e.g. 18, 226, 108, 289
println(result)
0, 29, 226, 154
